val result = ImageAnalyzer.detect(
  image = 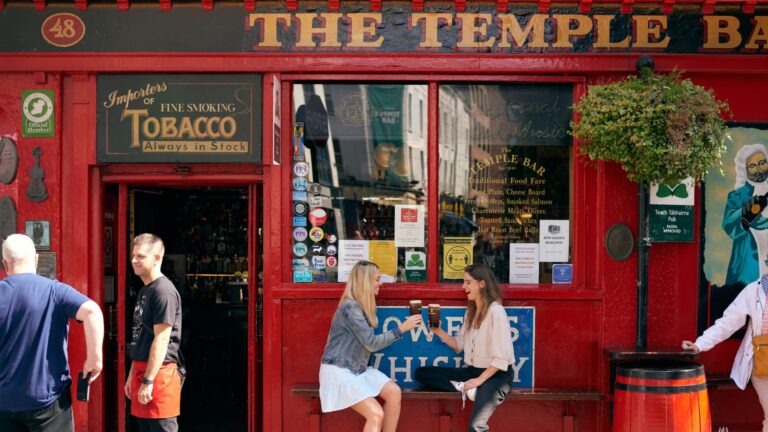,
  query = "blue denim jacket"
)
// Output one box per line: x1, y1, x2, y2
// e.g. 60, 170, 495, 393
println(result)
321, 299, 402, 374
